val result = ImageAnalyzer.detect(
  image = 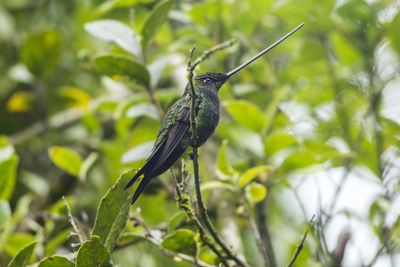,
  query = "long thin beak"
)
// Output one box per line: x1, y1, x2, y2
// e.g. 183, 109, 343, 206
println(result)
226, 22, 305, 78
